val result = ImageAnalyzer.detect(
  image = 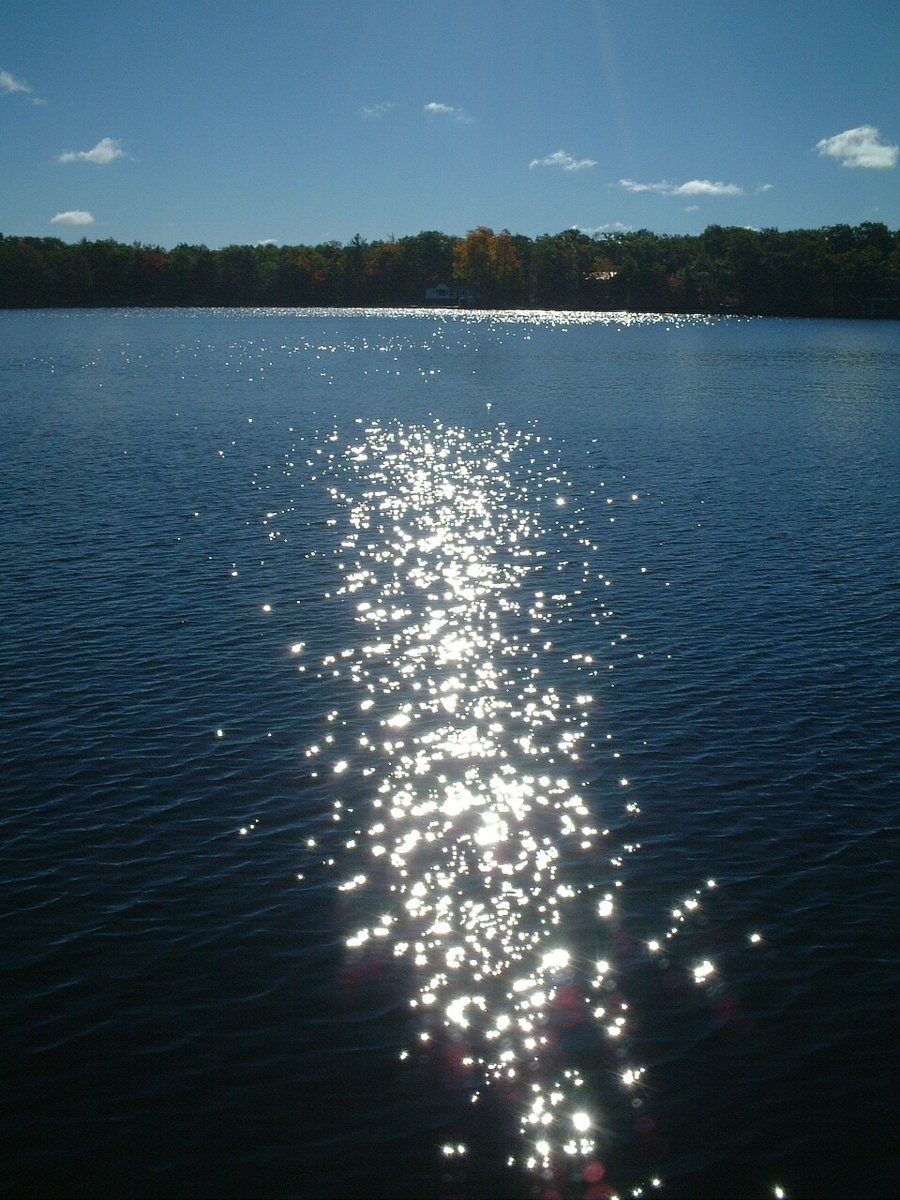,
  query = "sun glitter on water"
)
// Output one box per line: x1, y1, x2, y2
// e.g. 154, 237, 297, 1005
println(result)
304, 421, 653, 1185
292, 419, 728, 1197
